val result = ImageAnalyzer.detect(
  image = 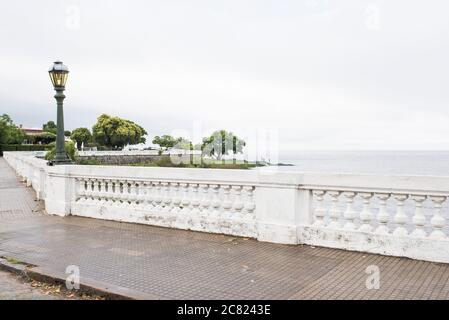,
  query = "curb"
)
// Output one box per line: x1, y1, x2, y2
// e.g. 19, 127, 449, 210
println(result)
0, 257, 161, 300
0, 257, 28, 275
